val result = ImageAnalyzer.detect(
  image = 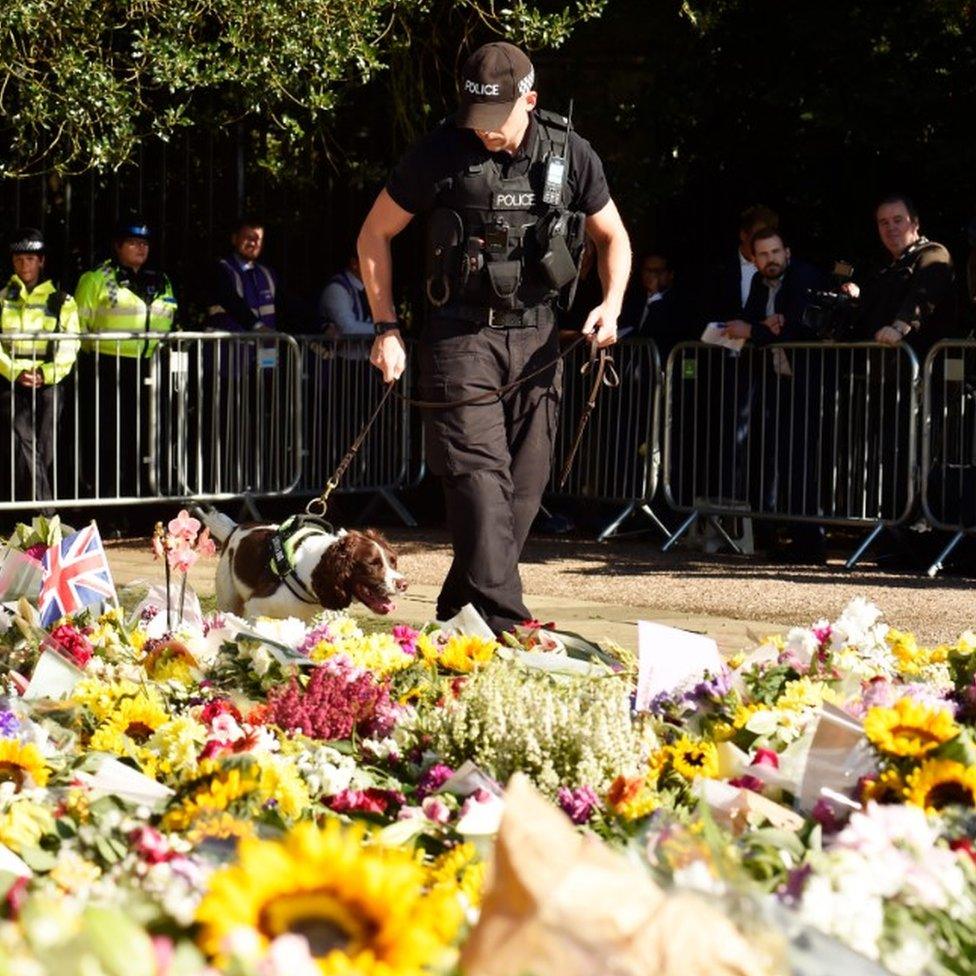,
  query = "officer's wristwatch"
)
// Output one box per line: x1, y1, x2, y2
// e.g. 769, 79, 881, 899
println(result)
374, 320, 401, 336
